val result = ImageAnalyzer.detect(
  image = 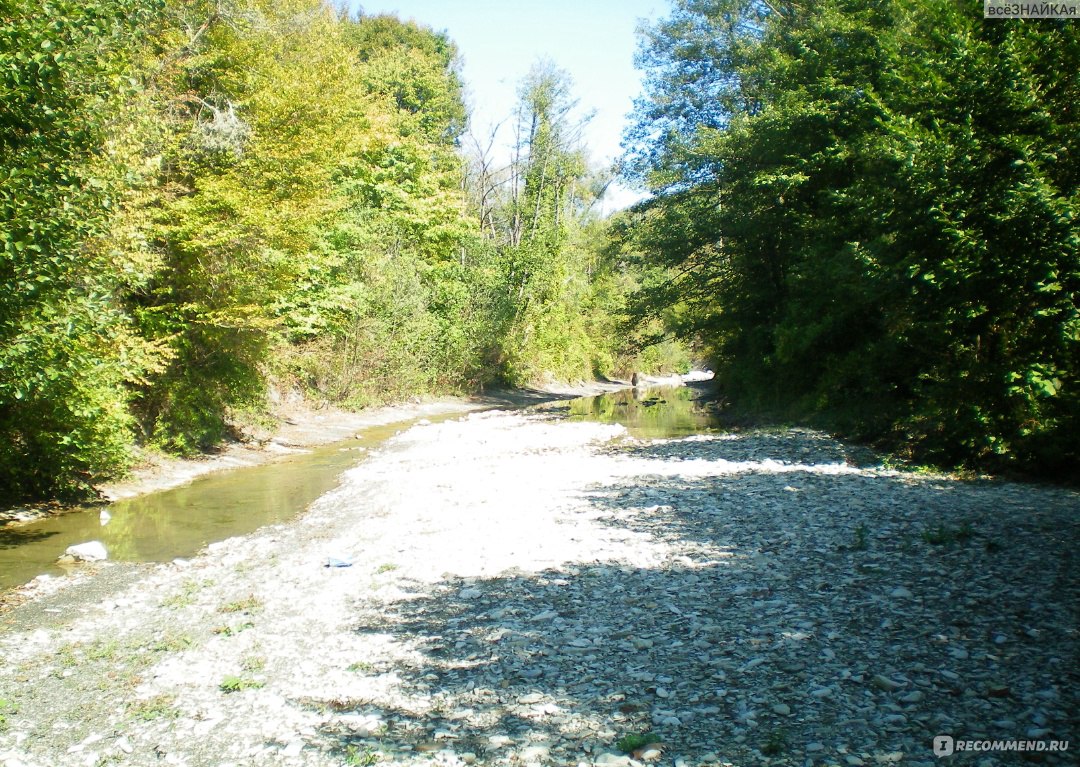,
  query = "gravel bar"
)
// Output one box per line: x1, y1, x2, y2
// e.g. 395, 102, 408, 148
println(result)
0, 409, 1076, 767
